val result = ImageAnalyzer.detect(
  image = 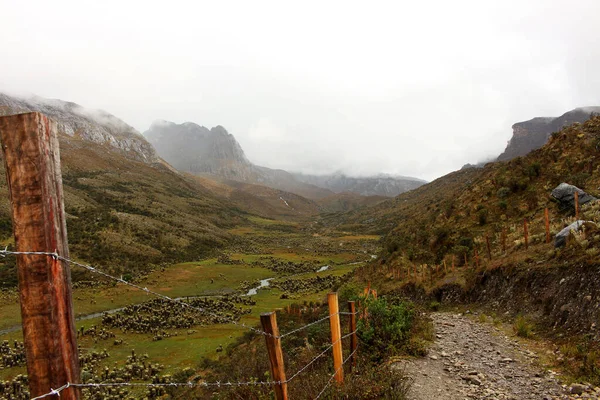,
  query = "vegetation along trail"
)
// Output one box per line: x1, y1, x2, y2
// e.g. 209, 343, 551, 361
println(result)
396, 312, 596, 400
